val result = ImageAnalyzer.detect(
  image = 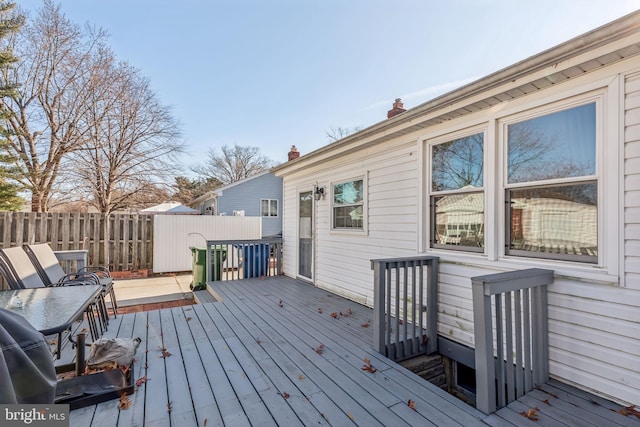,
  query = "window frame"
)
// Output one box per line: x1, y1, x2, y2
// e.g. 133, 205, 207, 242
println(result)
331, 177, 366, 232
260, 198, 279, 217
428, 128, 487, 253
499, 94, 603, 264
